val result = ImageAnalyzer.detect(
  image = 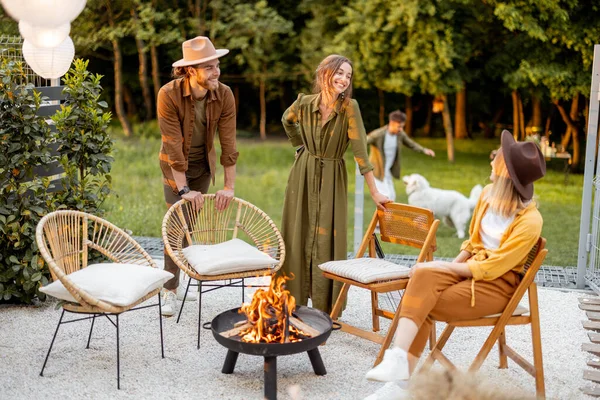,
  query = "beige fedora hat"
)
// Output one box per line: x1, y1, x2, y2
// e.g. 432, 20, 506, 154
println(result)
172, 36, 229, 67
